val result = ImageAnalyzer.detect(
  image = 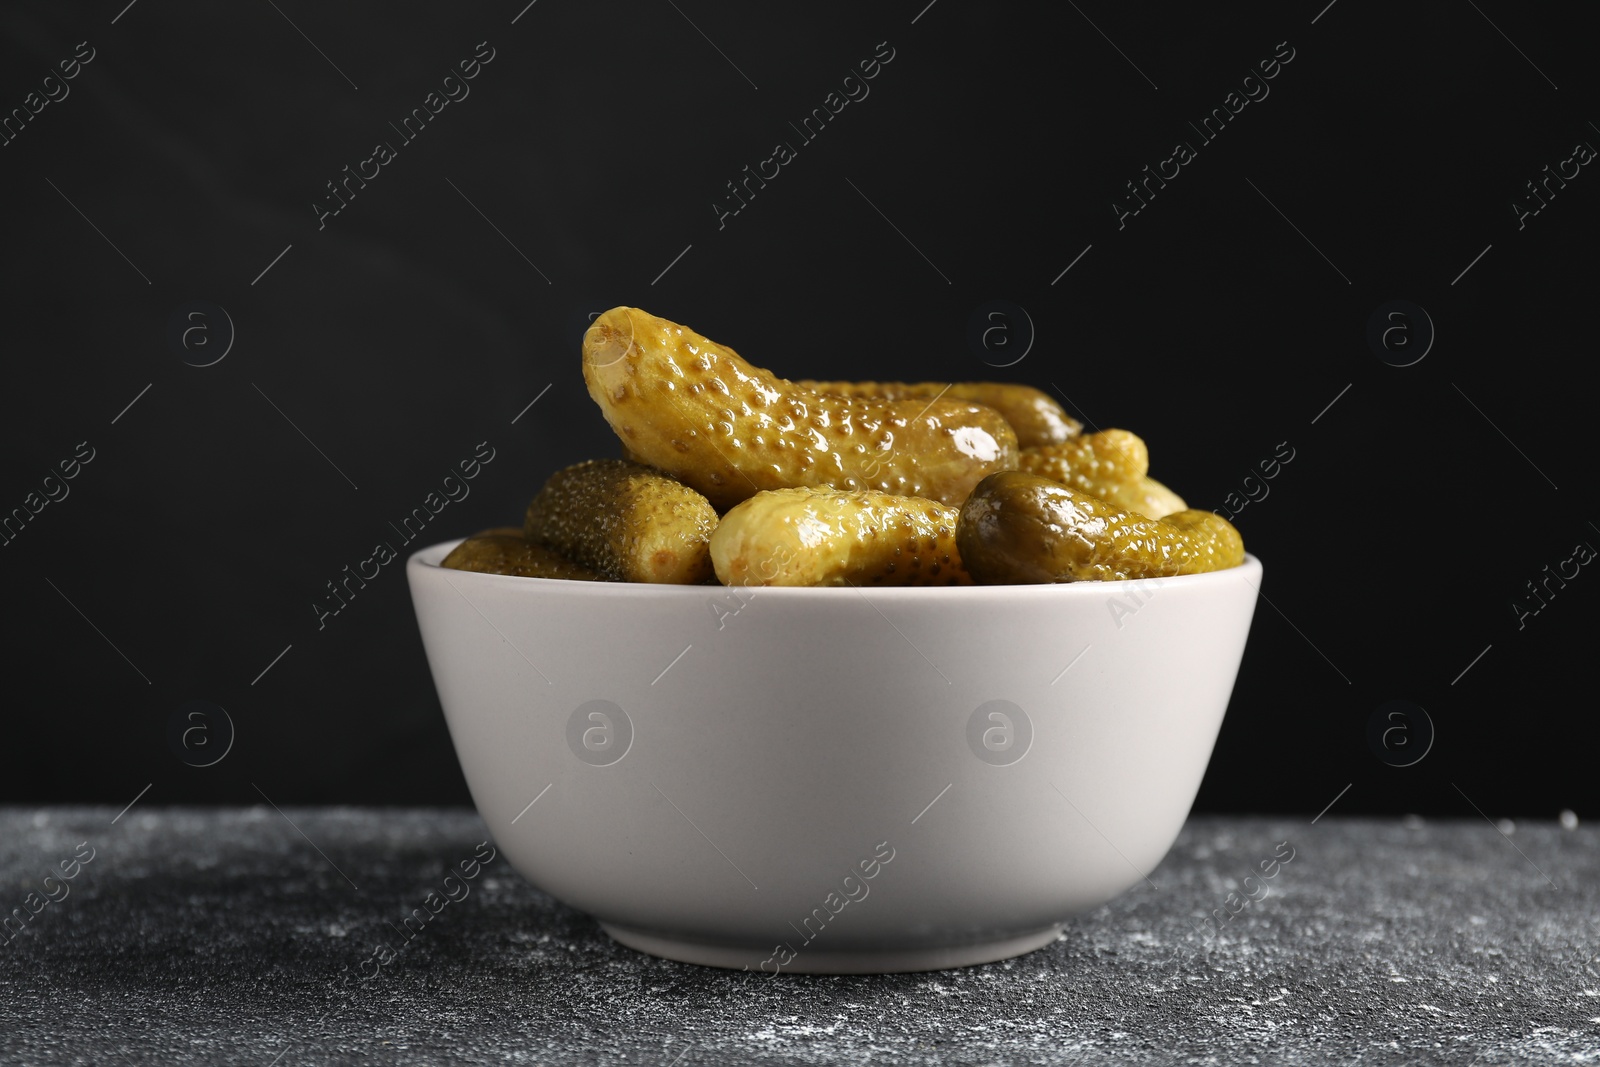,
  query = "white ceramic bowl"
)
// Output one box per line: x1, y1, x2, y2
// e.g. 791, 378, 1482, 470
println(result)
407, 540, 1262, 973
